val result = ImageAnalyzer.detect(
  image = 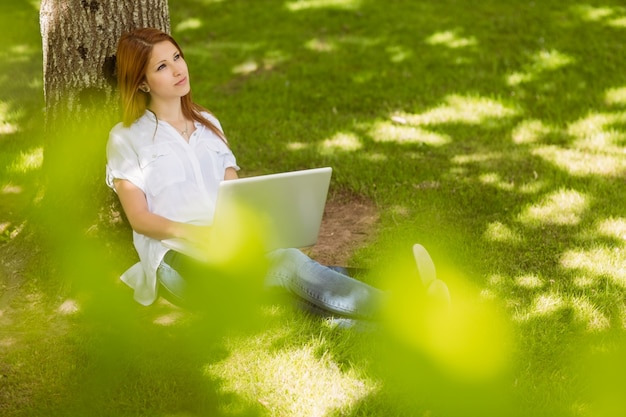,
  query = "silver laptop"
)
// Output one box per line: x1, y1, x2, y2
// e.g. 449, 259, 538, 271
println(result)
161, 167, 332, 259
